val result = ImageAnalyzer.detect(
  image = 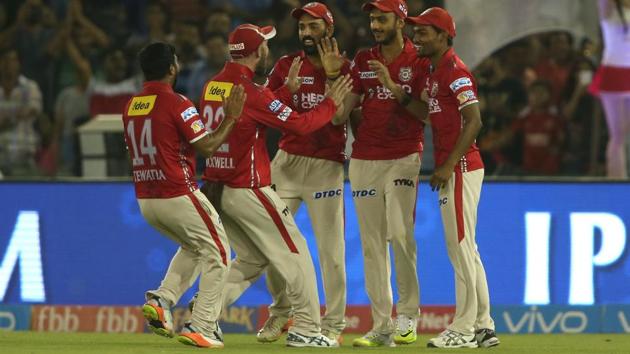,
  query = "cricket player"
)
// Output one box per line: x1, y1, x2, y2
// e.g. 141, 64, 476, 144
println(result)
199, 23, 353, 348
407, 7, 500, 348
339, 0, 428, 347
254, 2, 351, 343
123, 42, 246, 348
